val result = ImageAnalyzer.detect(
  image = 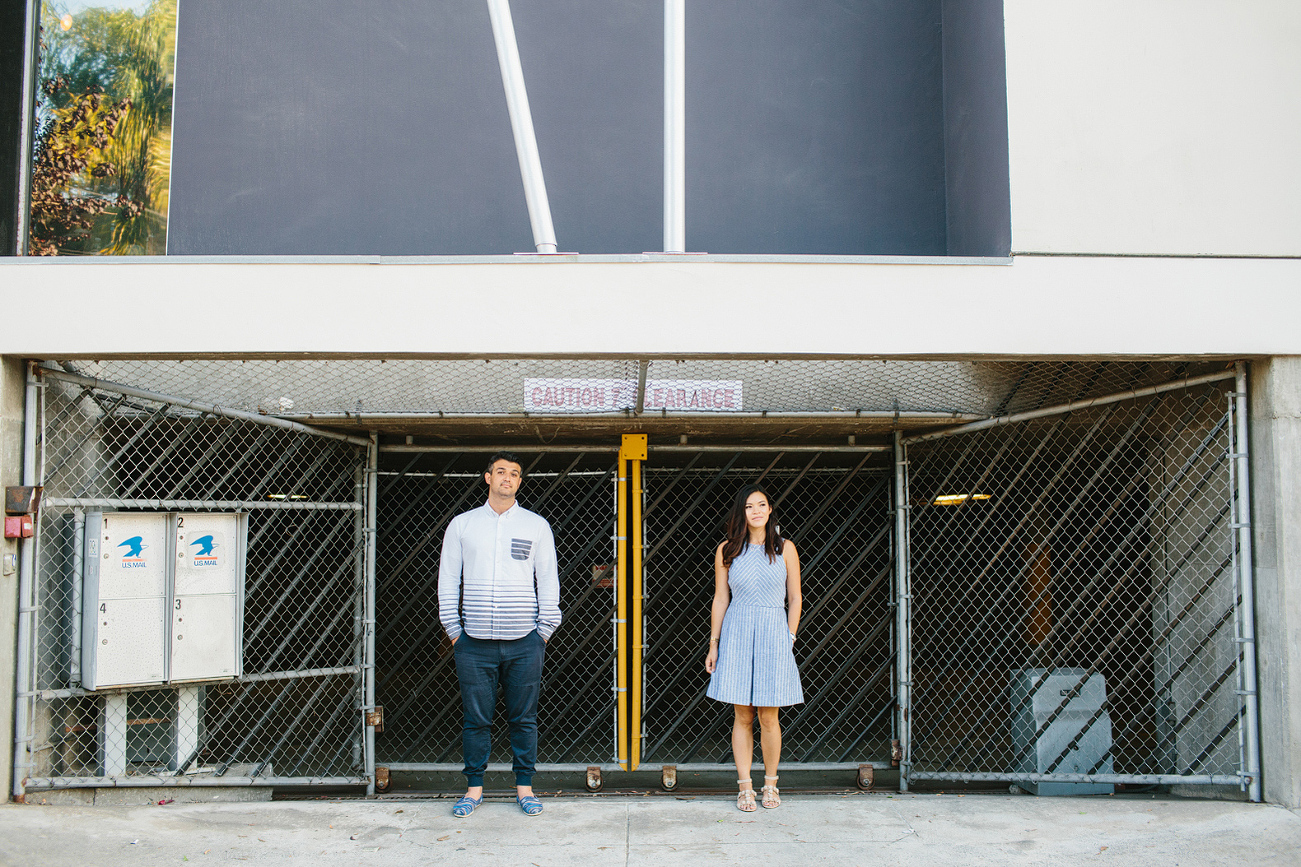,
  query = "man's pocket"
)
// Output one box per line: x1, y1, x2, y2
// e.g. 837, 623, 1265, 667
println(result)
510, 538, 532, 561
